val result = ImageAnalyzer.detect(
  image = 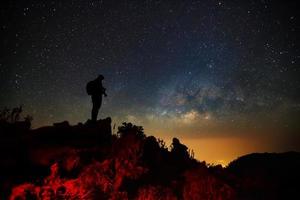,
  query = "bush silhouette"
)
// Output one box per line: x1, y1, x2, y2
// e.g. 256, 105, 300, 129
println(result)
117, 122, 145, 139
